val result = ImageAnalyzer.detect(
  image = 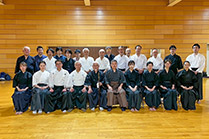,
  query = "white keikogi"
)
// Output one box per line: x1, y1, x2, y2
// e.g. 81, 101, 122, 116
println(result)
147, 56, 163, 70
68, 70, 87, 87
130, 54, 147, 70
43, 57, 56, 73
32, 70, 50, 86
114, 54, 130, 70
49, 68, 69, 88
186, 53, 205, 73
